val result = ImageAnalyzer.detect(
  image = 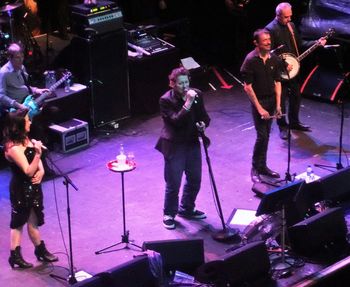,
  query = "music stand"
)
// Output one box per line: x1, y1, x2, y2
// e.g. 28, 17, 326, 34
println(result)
256, 179, 304, 272
95, 160, 142, 254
